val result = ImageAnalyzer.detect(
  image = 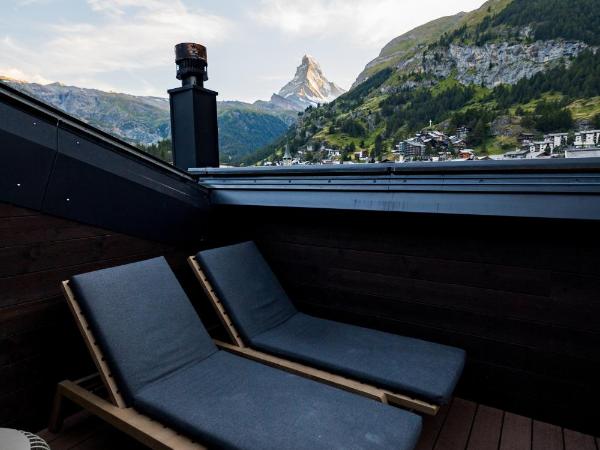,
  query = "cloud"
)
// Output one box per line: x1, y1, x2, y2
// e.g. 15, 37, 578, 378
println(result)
0, 0, 232, 94
252, 0, 483, 48
0, 66, 52, 84
14, 0, 52, 6
86, 0, 178, 17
